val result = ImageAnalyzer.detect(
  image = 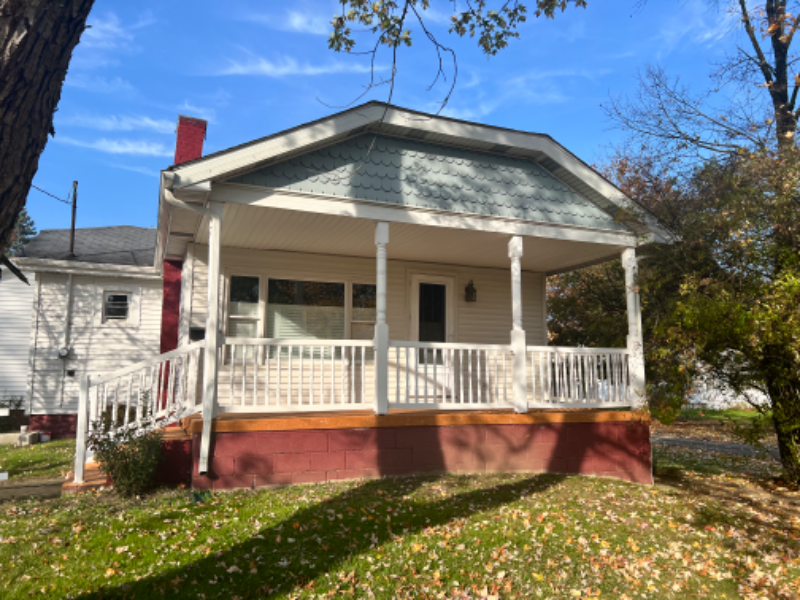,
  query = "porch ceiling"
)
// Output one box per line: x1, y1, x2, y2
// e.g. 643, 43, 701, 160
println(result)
193, 203, 626, 274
